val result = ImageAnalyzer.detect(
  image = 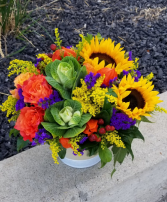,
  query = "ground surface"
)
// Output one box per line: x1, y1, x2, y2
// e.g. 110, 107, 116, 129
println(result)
0, 0, 167, 163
